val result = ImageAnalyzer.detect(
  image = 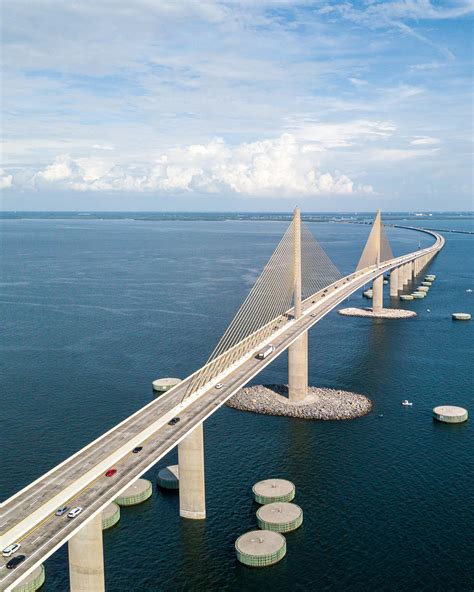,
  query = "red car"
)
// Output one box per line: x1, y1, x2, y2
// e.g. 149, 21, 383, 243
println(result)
105, 469, 117, 477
